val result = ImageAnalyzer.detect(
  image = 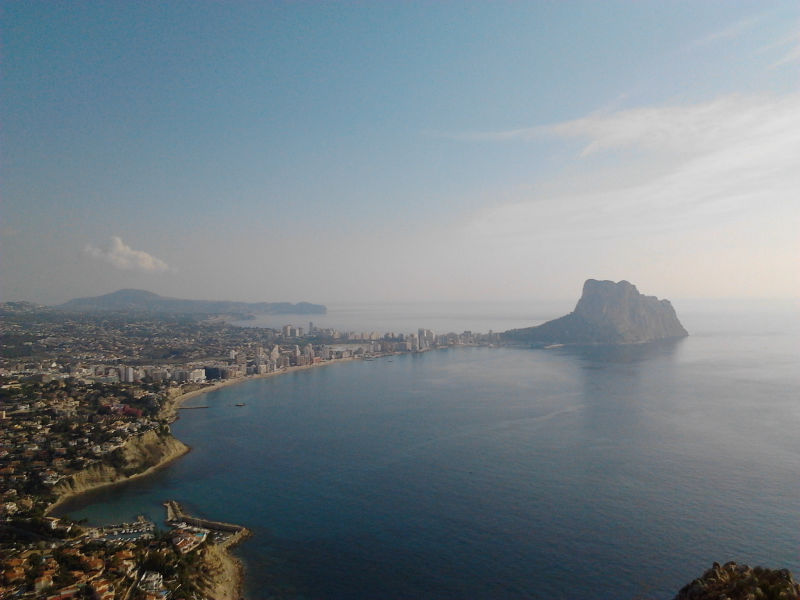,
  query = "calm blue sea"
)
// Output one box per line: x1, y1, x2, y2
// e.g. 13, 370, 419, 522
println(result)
56, 300, 800, 599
